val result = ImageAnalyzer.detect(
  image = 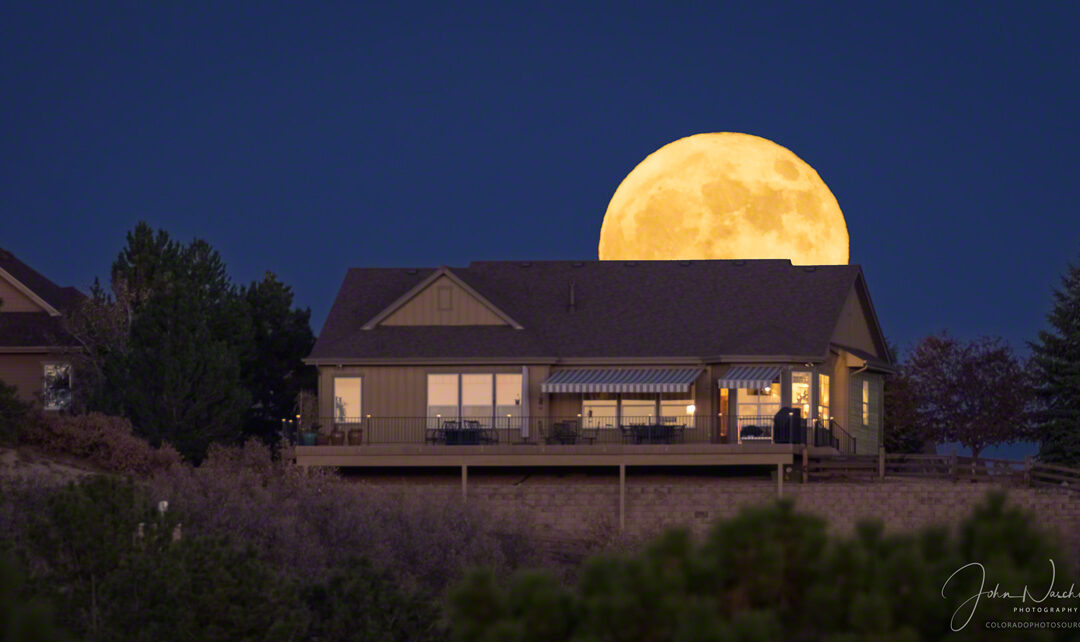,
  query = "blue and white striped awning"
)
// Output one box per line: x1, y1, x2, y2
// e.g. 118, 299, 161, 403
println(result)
541, 368, 703, 394
716, 366, 781, 389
